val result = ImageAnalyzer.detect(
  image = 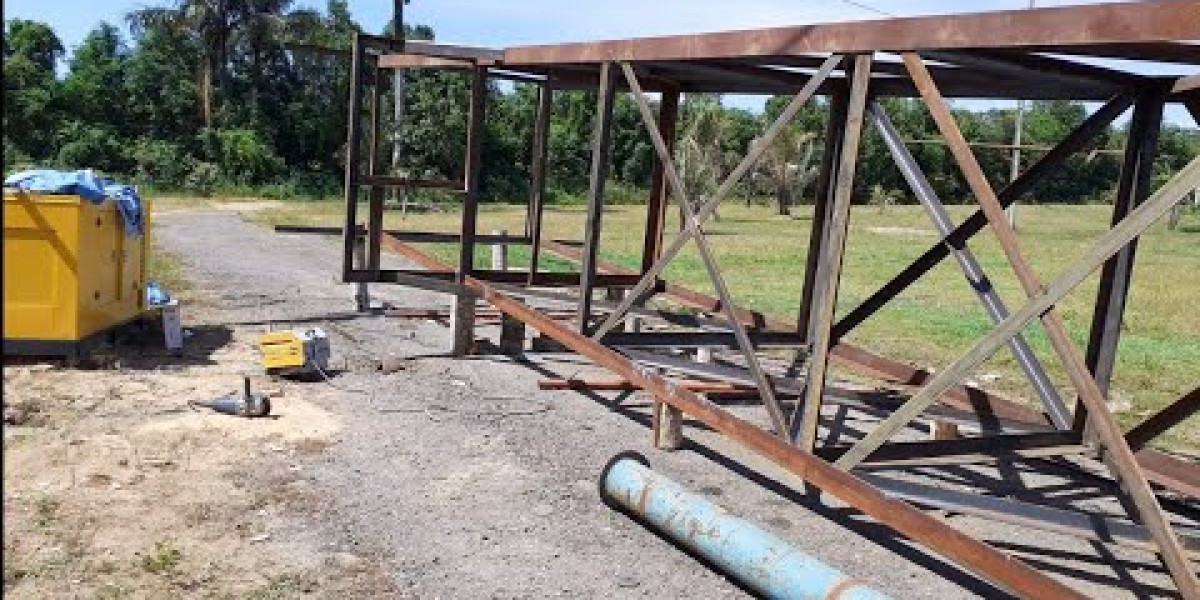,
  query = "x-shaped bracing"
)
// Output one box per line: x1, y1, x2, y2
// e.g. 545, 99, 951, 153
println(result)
592, 55, 842, 437
832, 52, 1200, 597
